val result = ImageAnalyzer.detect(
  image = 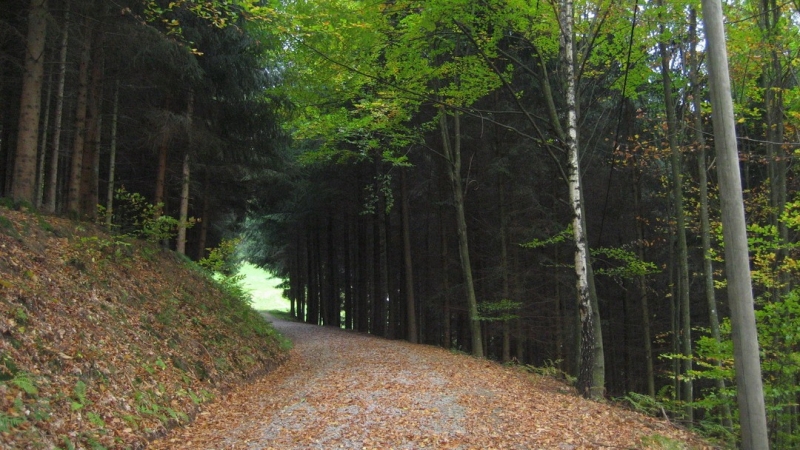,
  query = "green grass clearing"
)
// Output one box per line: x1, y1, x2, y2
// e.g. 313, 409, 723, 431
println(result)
237, 262, 289, 312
